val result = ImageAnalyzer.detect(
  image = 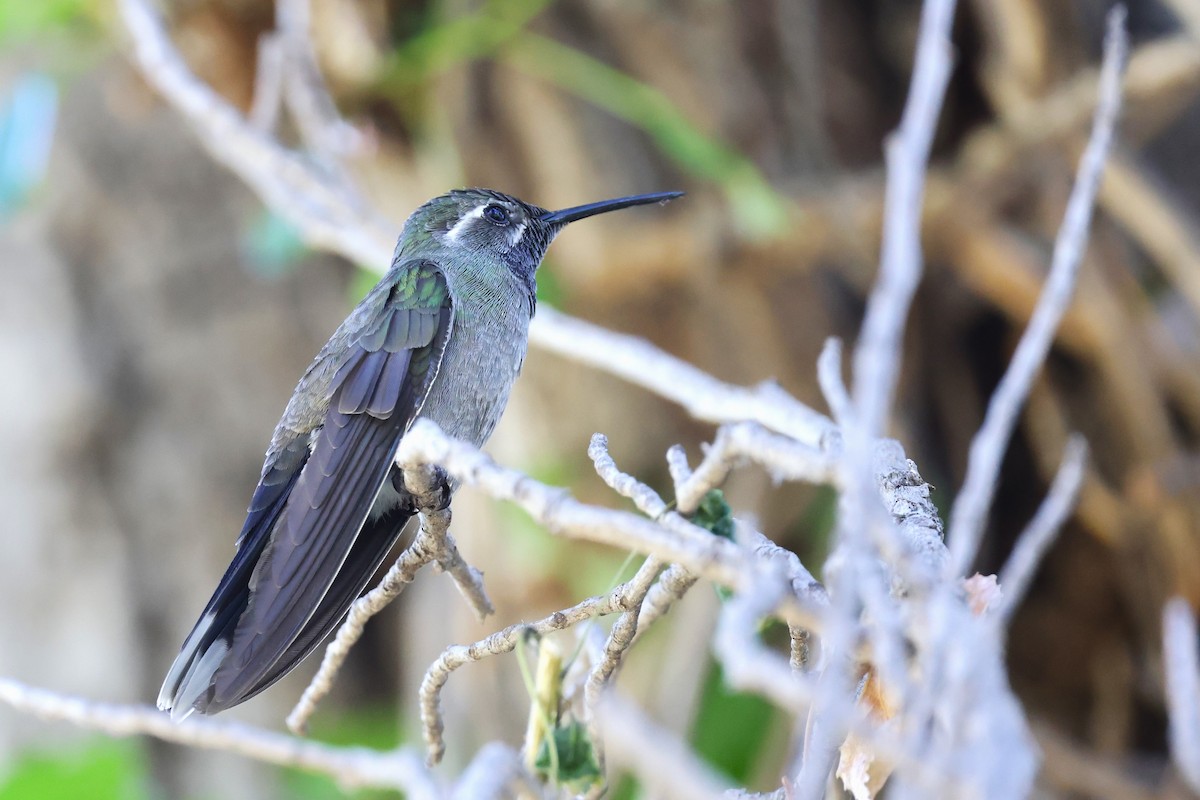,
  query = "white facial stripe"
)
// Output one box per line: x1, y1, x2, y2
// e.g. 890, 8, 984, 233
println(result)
507, 220, 527, 247
444, 204, 486, 243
